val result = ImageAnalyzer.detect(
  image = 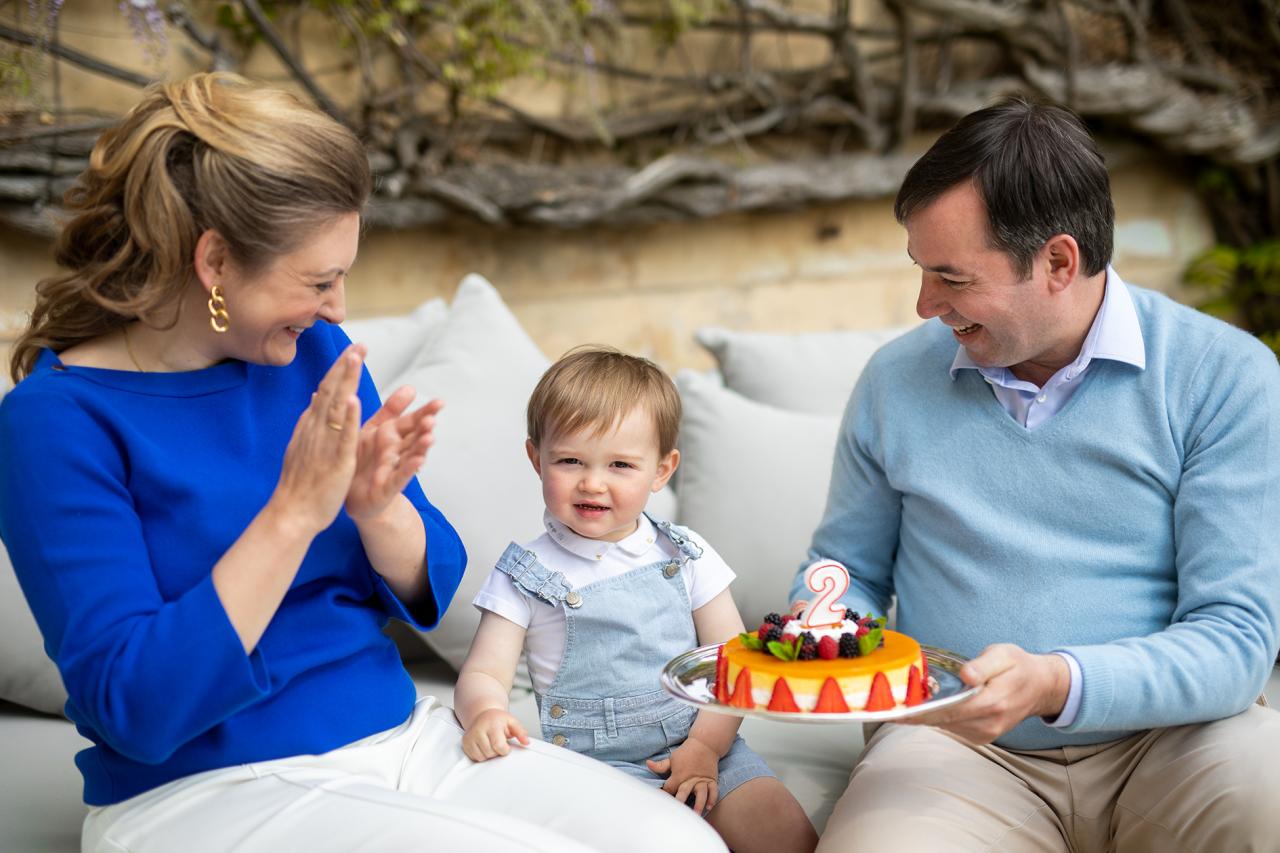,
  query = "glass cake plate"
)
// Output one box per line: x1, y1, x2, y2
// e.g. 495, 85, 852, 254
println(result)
659, 643, 981, 724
